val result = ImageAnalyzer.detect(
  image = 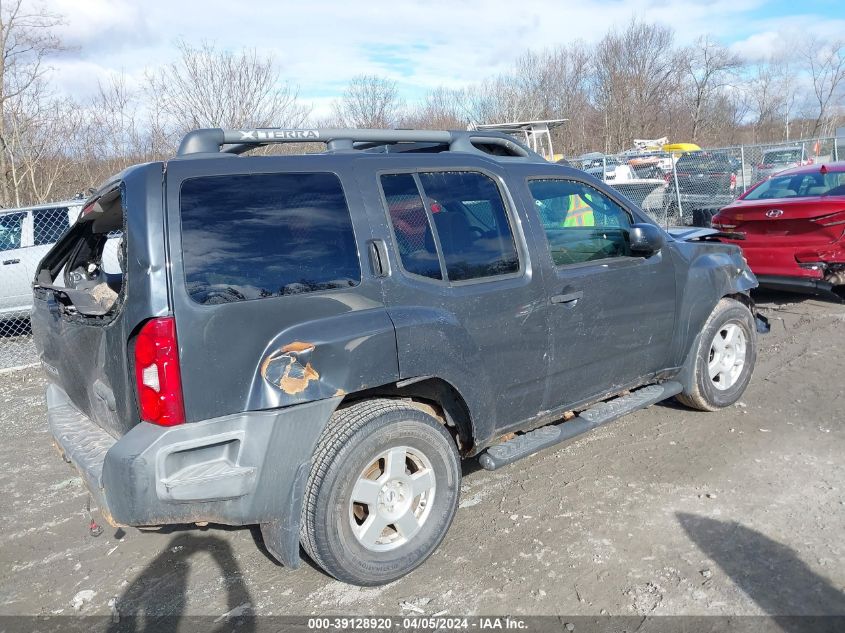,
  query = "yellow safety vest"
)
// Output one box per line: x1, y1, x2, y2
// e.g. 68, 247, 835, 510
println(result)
563, 194, 595, 227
